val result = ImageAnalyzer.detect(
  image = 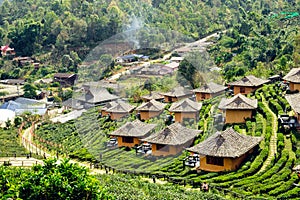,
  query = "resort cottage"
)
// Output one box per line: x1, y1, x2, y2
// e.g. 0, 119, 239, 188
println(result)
162, 87, 193, 103
142, 123, 201, 156
192, 82, 226, 101
136, 99, 165, 120
186, 127, 262, 172
283, 68, 300, 91
169, 98, 202, 123
228, 75, 269, 95
218, 94, 257, 124
285, 93, 300, 123
109, 120, 156, 148
141, 92, 164, 102
101, 100, 135, 120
